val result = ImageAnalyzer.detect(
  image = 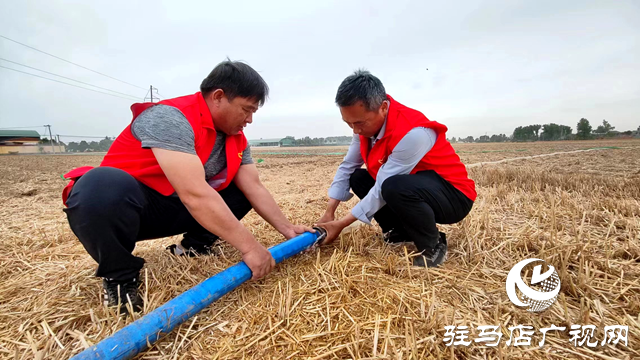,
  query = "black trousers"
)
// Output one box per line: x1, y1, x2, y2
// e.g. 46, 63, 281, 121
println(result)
349, 169, 474, 252
64, 167, 252, 281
